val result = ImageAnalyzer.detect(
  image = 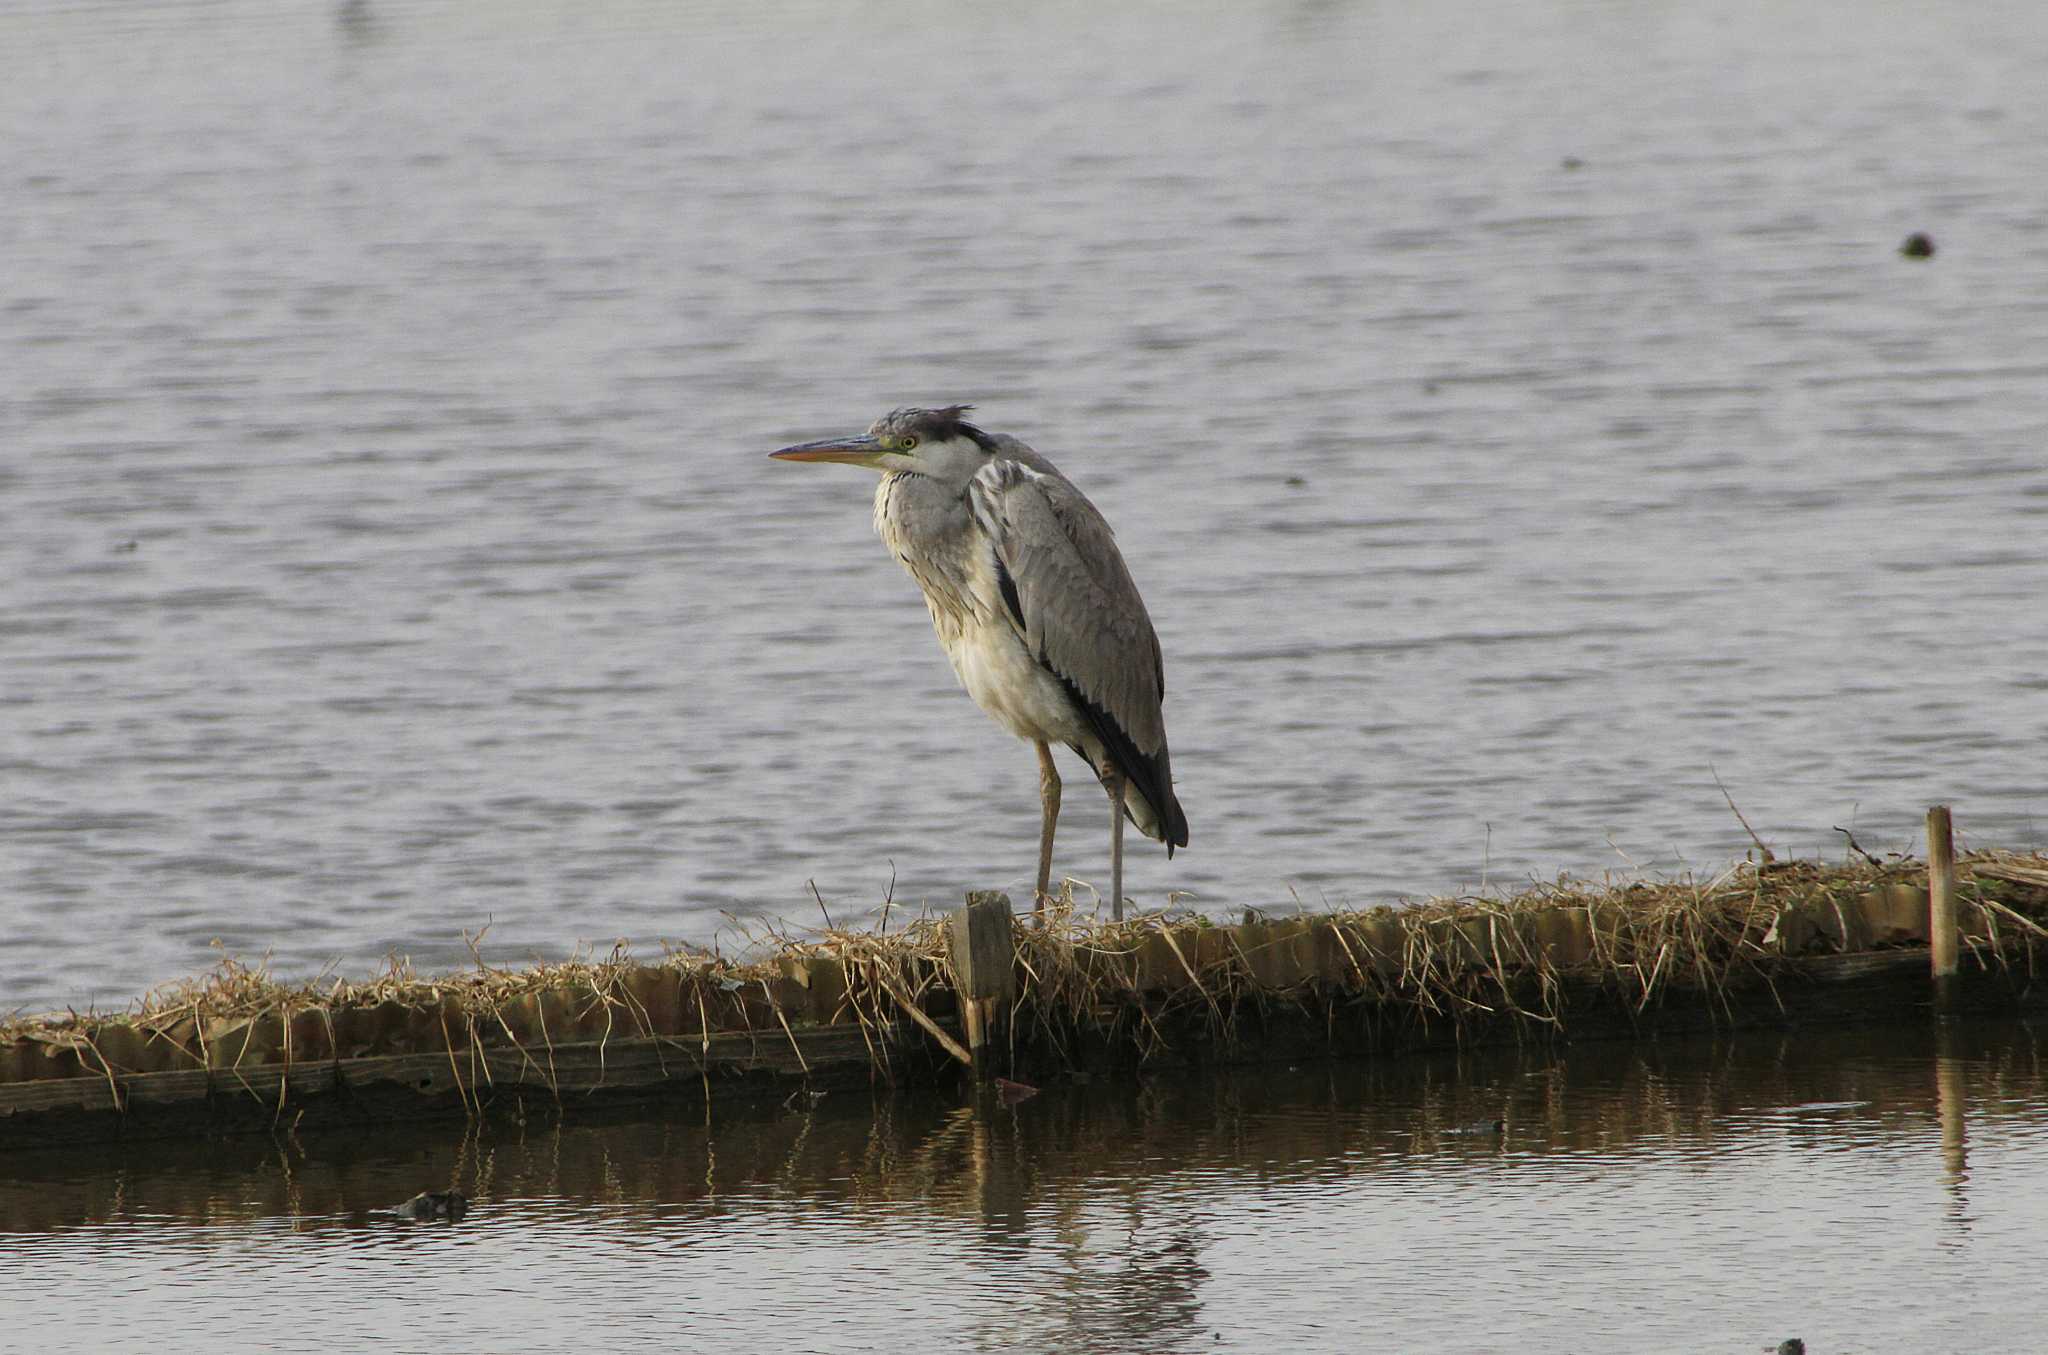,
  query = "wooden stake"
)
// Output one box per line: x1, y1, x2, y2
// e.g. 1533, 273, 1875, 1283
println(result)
1927, 805, 1959, 1013
948, 891, 1017, 1077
